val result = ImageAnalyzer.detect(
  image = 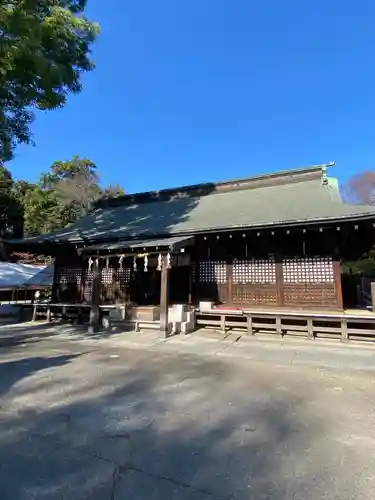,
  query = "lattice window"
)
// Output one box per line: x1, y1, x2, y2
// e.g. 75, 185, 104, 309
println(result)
233, 289, 277, 305
56, 267, 82, 284
117, 267, 131, 283
101, 267, 113, 303
101, 268, 113, 285
83, 270, 93, 301
198, 261, 227, 283
283, 284, 337, 306
233, 260, 276, 284
282, 258, 334, 284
